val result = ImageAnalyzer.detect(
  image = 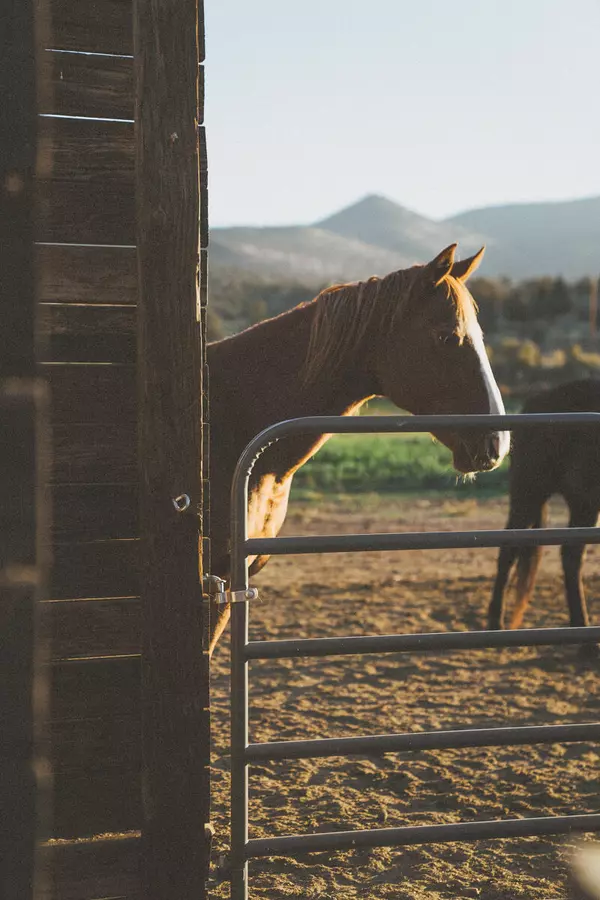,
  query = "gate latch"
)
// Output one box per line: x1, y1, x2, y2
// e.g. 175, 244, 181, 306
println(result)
203, 574, 259, 606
